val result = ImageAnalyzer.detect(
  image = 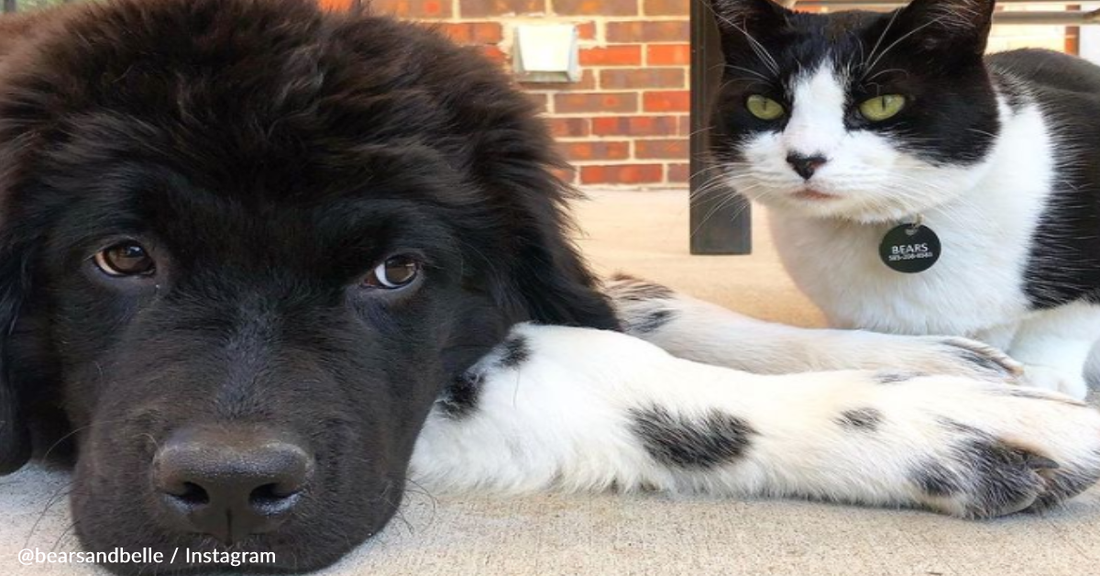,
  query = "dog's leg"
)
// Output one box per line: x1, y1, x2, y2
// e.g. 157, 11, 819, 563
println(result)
605, 274, 1021, 381
412, 323, 1100, 518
